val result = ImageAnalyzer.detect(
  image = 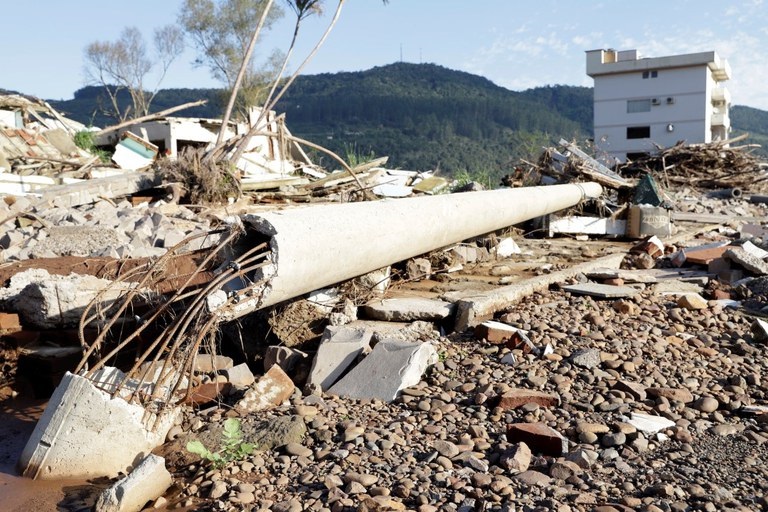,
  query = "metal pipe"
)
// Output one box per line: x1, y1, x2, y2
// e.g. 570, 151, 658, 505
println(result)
221, 182, 603, 319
